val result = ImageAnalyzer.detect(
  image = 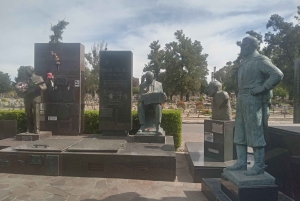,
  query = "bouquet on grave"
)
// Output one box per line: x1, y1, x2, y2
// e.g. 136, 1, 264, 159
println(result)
15, 79, 36, 98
